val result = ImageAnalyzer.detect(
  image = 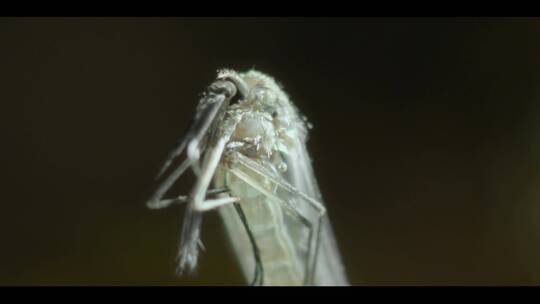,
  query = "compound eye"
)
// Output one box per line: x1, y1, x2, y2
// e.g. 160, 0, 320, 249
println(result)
229, 90, 243, 105
208, 80, 237, 99
218, 74, 249, 102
